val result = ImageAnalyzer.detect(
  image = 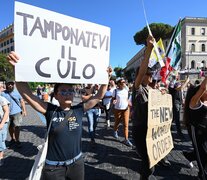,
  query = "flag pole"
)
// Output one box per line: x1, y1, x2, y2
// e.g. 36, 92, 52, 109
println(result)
141, 0, 164, 67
